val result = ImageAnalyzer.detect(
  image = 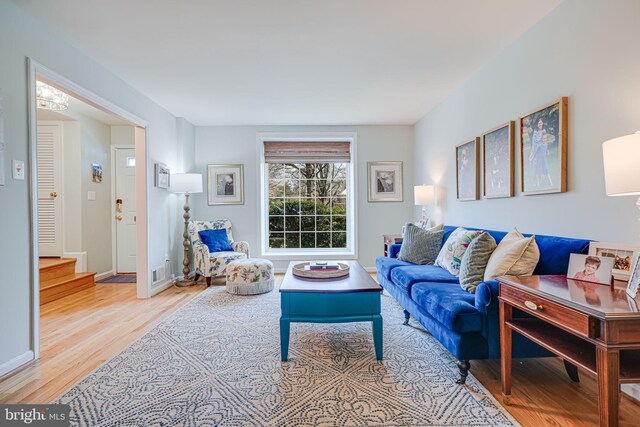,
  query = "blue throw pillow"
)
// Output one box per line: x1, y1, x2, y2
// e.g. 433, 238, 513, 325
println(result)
198, 229, 233, 252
